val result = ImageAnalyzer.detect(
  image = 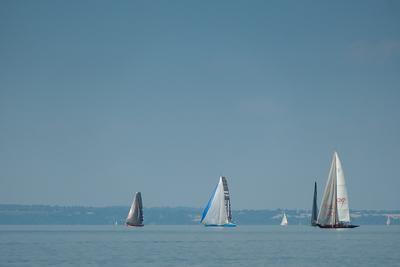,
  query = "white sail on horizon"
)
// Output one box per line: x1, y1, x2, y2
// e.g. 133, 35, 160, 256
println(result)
201, 176, 235, 227
280, 212, 288, 226
336, 153, 350, 222
317, 152, 352, 226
